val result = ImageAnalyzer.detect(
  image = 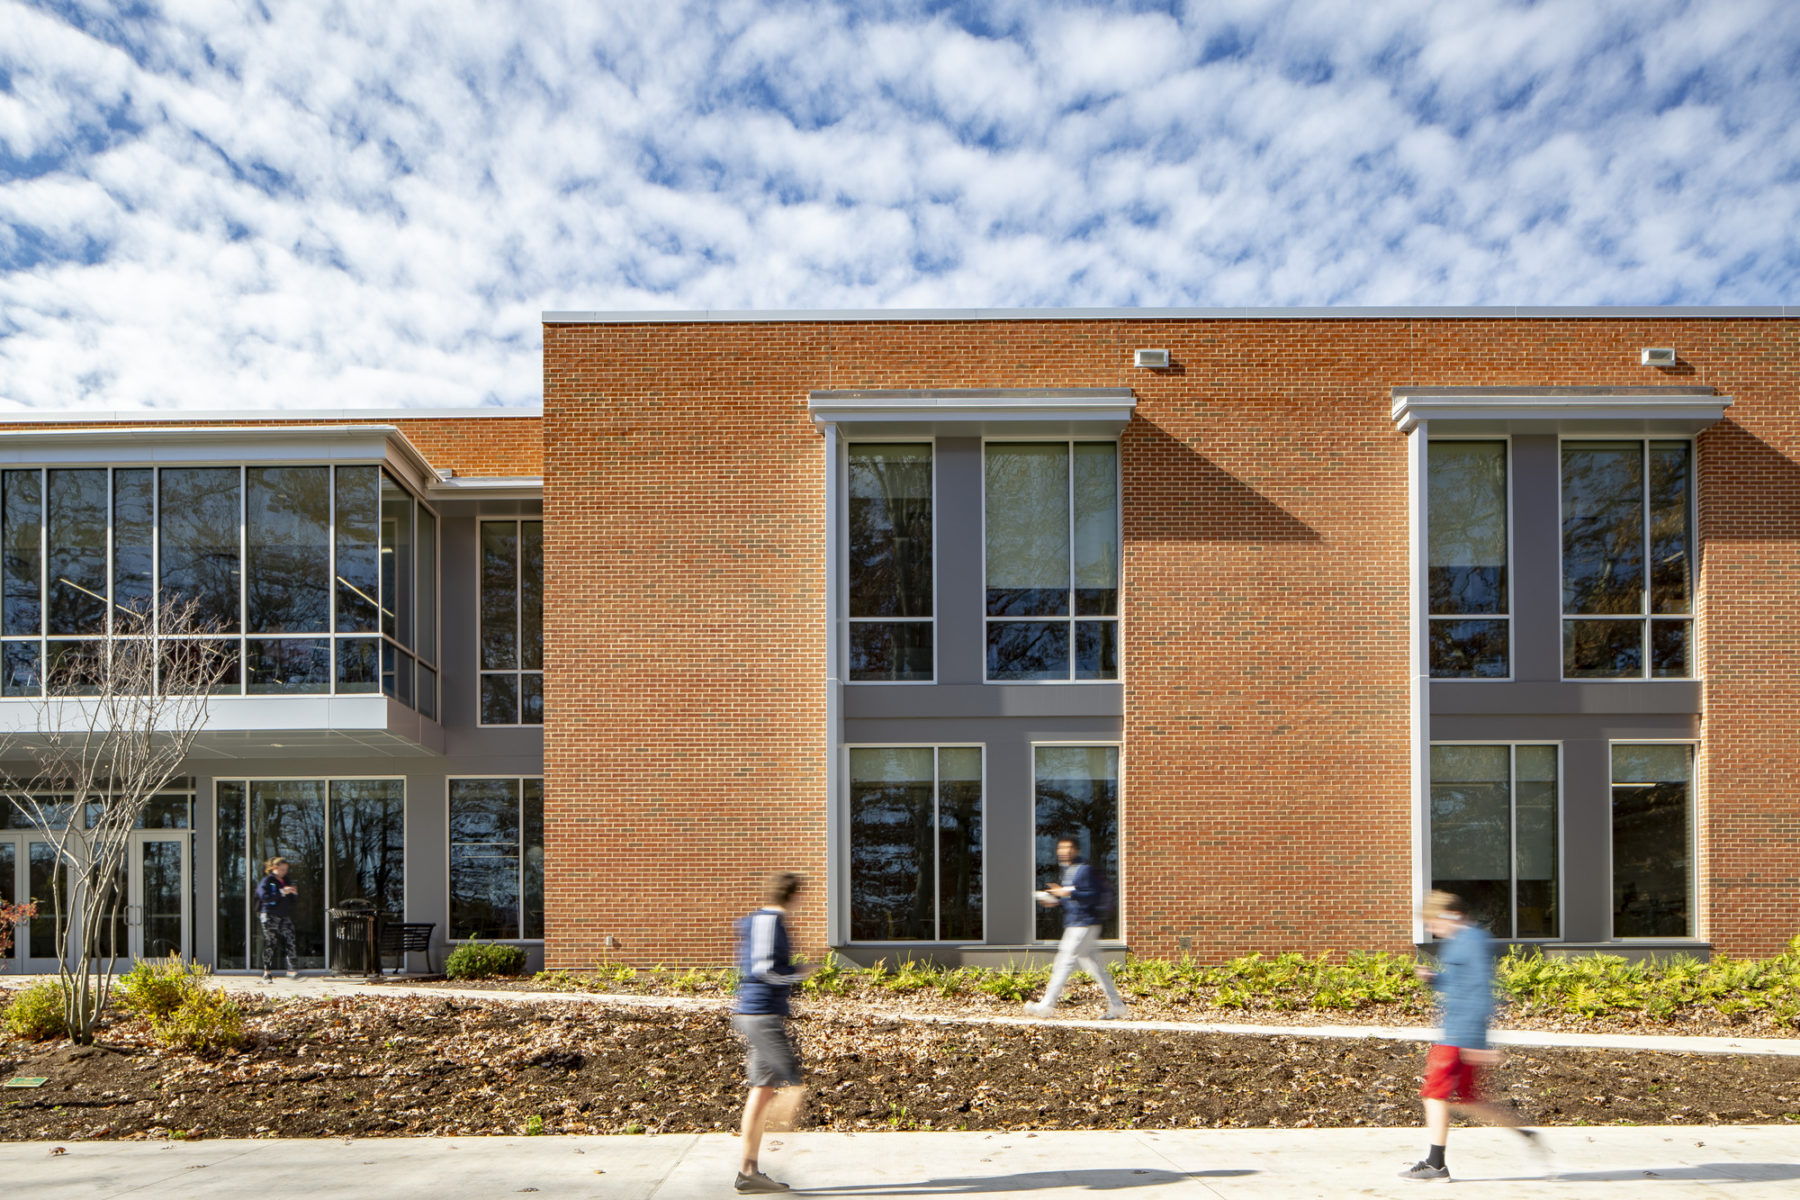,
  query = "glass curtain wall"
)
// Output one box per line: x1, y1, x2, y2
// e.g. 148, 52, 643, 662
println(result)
1428, 441, 1509, 677
847, 444, 934, 681
1033, 746, 1119, 940
1562, 441, 1694, 678
985, 443, 1118, 681
215, 779, 406, 971
448, 778, 544, 939
479, 520, 543, 724
1429, 745, 1559, 939
1611, 745, 1694, 937
847, 747, 982, 942
0, 464, 437, 707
